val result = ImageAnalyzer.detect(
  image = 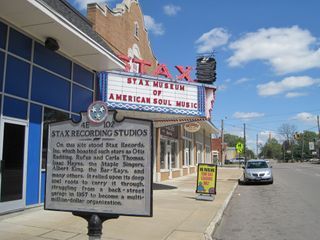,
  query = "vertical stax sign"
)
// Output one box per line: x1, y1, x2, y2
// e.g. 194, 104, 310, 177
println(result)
45, 102, 153, 216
